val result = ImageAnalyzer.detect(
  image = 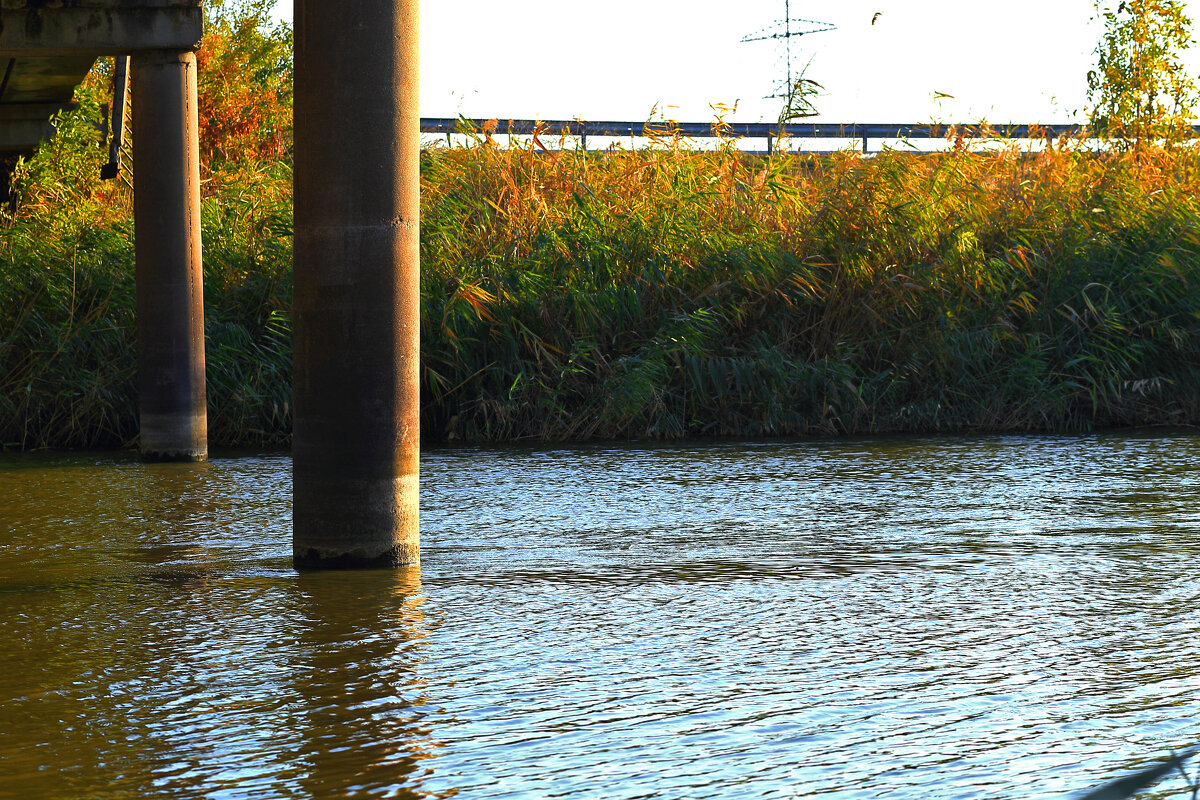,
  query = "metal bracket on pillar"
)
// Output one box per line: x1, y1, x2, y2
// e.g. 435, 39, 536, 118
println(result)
100, 55, 129, 180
